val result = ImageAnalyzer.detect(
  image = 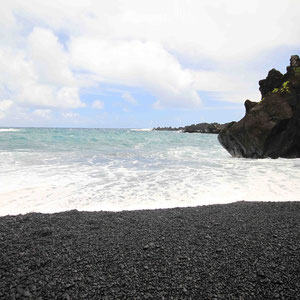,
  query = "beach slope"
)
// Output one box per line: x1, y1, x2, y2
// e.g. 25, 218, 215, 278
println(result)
1, 201, 300, 299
